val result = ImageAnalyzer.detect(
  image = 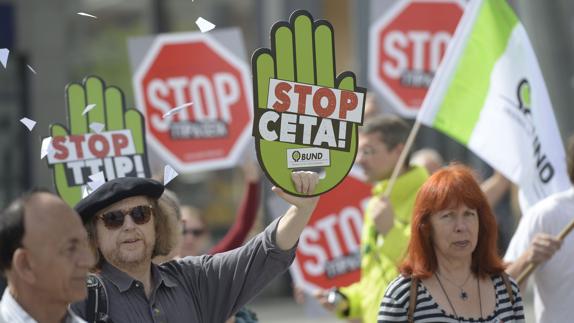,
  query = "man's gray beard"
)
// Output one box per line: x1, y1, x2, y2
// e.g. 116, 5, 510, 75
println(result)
109, 243, 153, 272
